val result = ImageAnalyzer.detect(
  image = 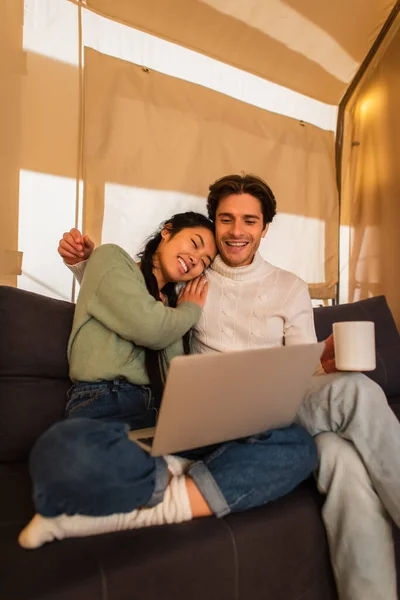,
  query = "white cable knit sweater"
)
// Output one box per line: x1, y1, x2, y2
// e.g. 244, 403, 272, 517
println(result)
192, 252, 318, 354
68, 253, 319, 357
